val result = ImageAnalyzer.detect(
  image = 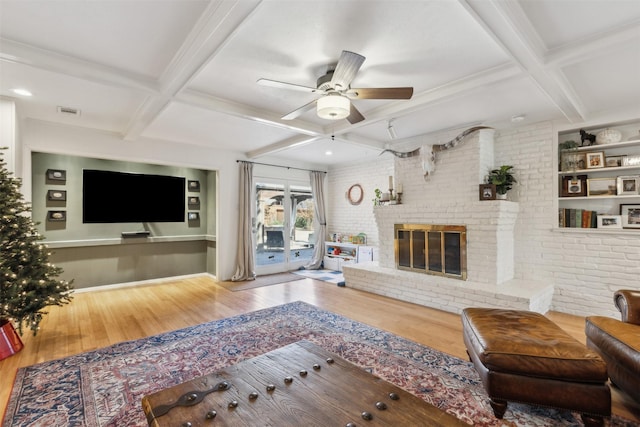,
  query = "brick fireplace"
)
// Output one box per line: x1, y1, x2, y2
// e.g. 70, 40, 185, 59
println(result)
342, 128, 553, 314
